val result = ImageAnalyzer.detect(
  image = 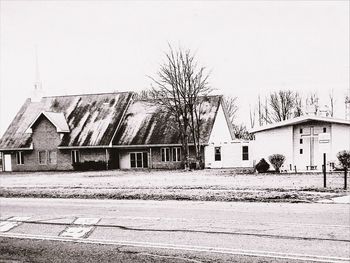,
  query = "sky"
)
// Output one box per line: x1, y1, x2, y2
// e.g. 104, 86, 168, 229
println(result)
0, 0, 349, 136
